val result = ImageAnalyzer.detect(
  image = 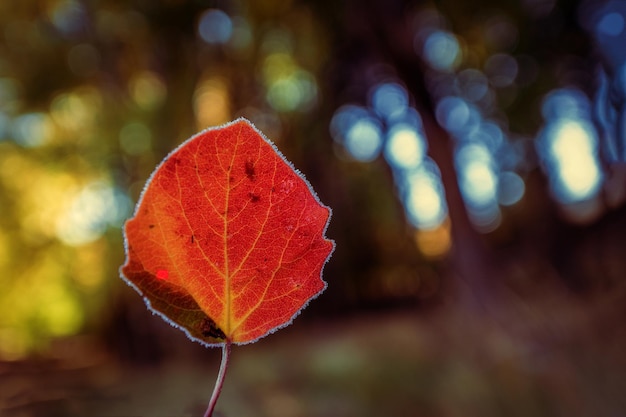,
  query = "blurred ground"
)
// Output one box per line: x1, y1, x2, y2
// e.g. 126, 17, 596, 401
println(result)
2, 278, 625, 417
